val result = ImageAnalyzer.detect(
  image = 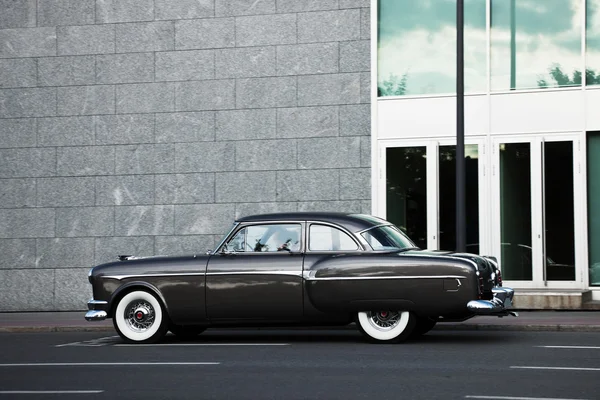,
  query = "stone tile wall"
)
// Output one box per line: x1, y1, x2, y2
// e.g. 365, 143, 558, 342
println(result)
0, 0, 372, 311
